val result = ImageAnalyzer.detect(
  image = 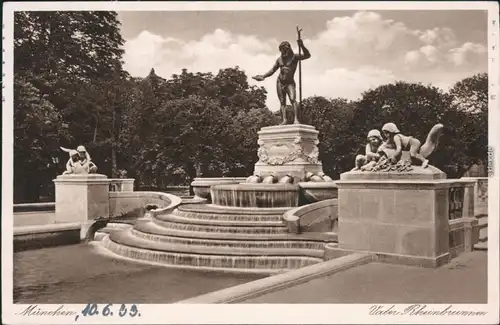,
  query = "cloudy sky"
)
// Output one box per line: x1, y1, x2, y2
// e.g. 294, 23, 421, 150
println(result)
118, 10, 487, 111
